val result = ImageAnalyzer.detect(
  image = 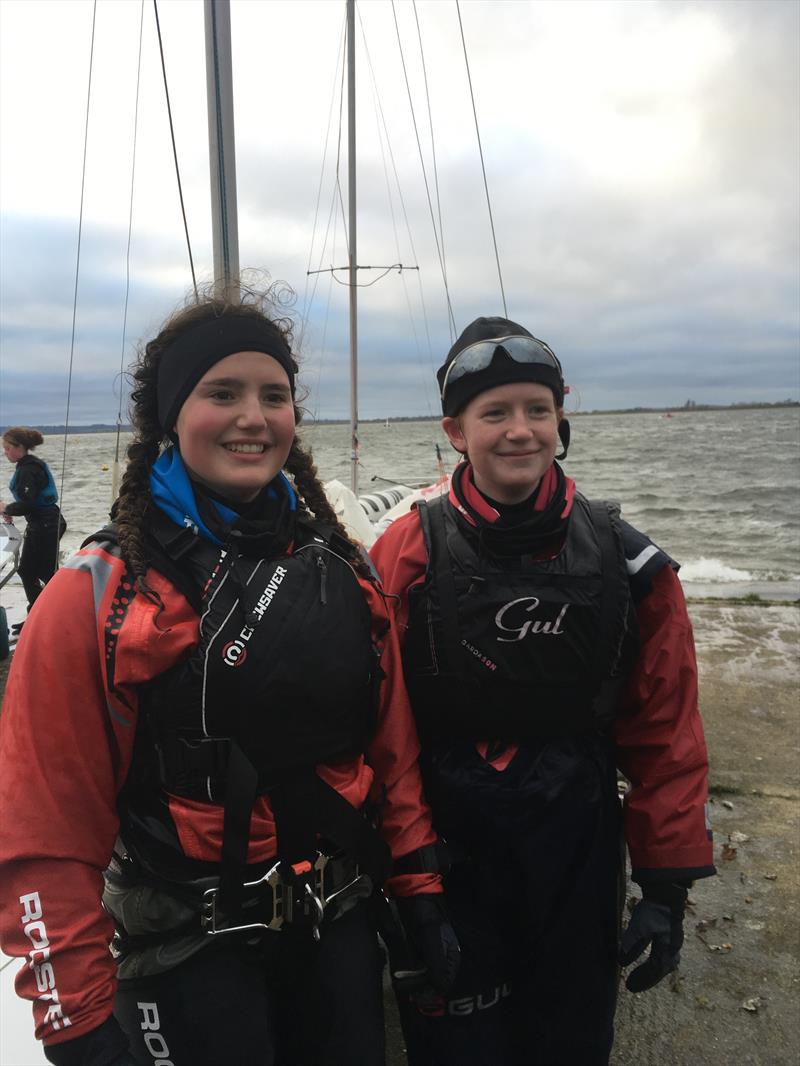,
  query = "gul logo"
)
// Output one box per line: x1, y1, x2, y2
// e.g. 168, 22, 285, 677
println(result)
19, 891, 71, 1032
447, 982, 512, 1016
221, 564, 287, 668
416, 982, 511, 1018
495, 597, 569, 642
